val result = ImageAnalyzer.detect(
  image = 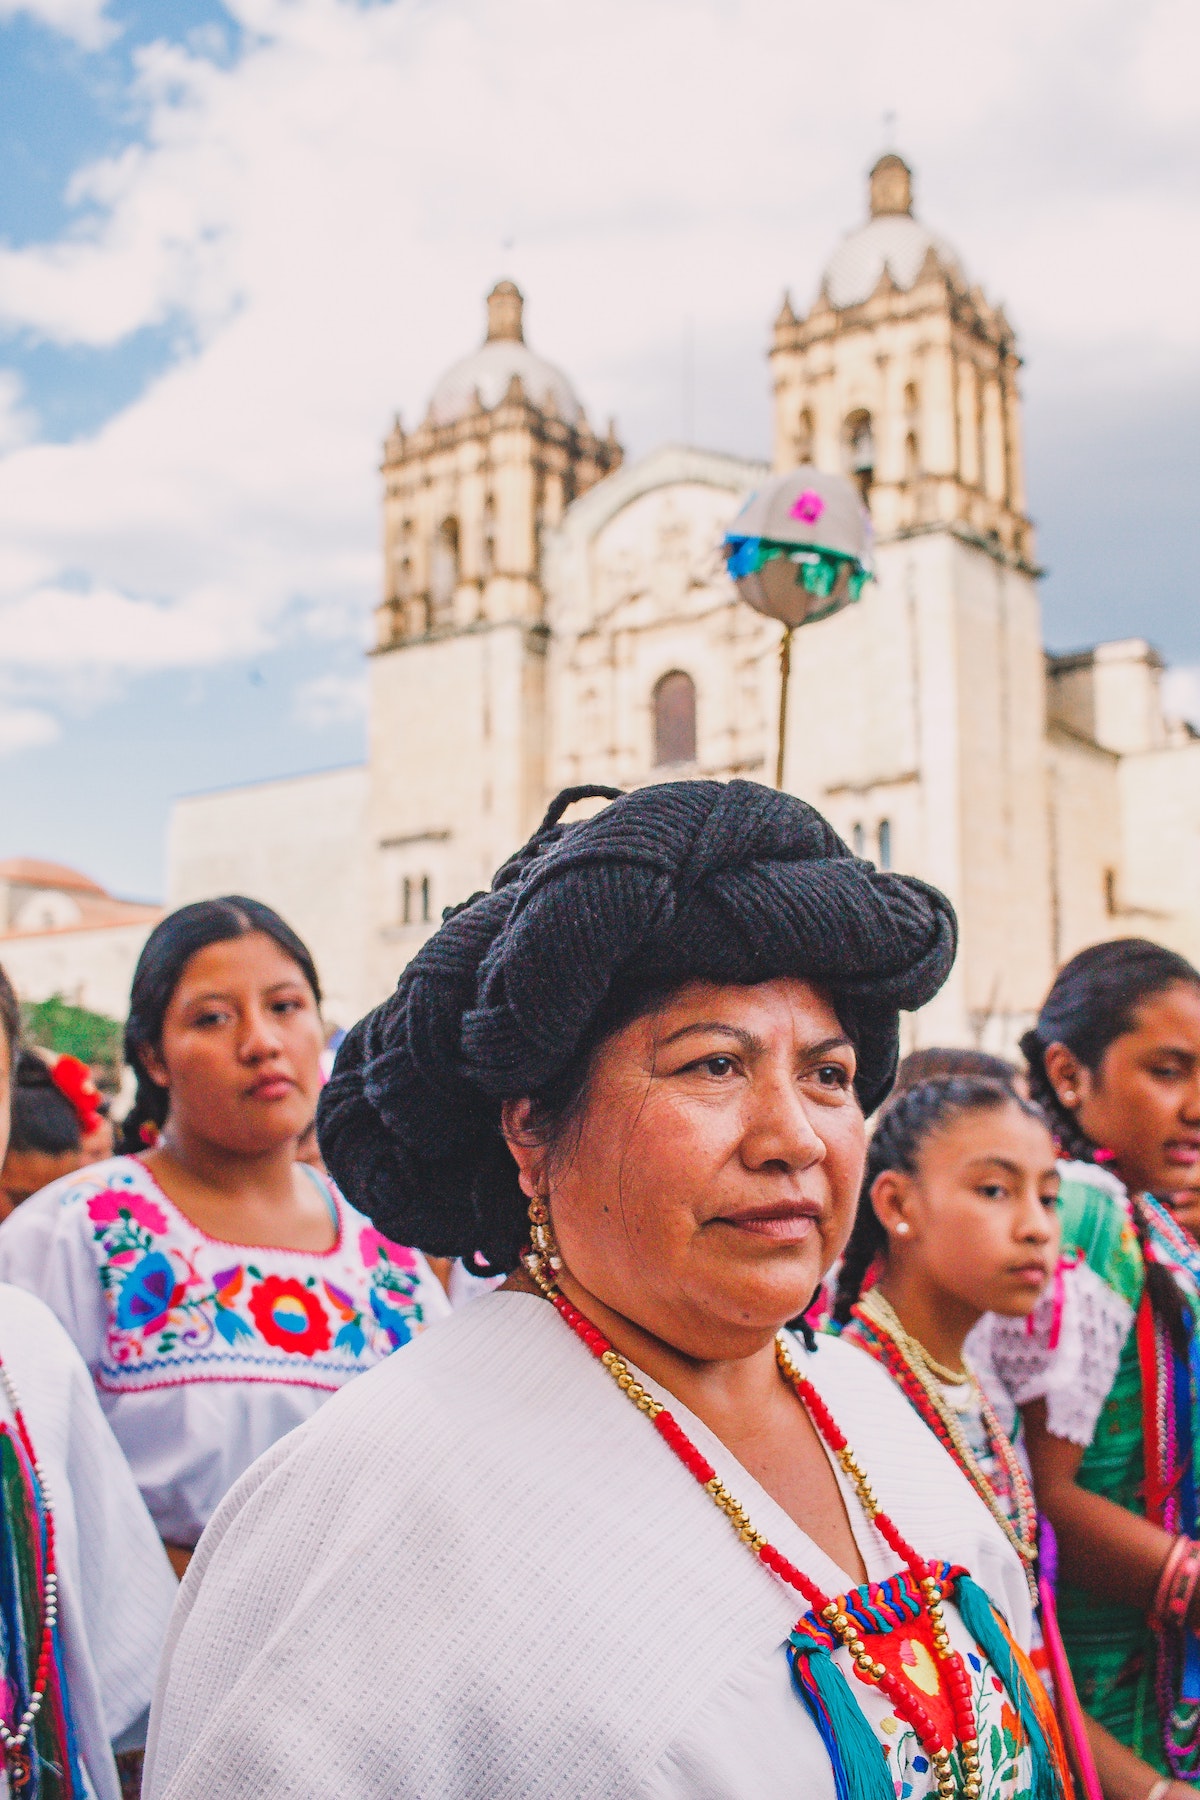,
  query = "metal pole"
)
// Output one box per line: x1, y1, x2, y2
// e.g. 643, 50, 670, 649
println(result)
775, 625, 793, 789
